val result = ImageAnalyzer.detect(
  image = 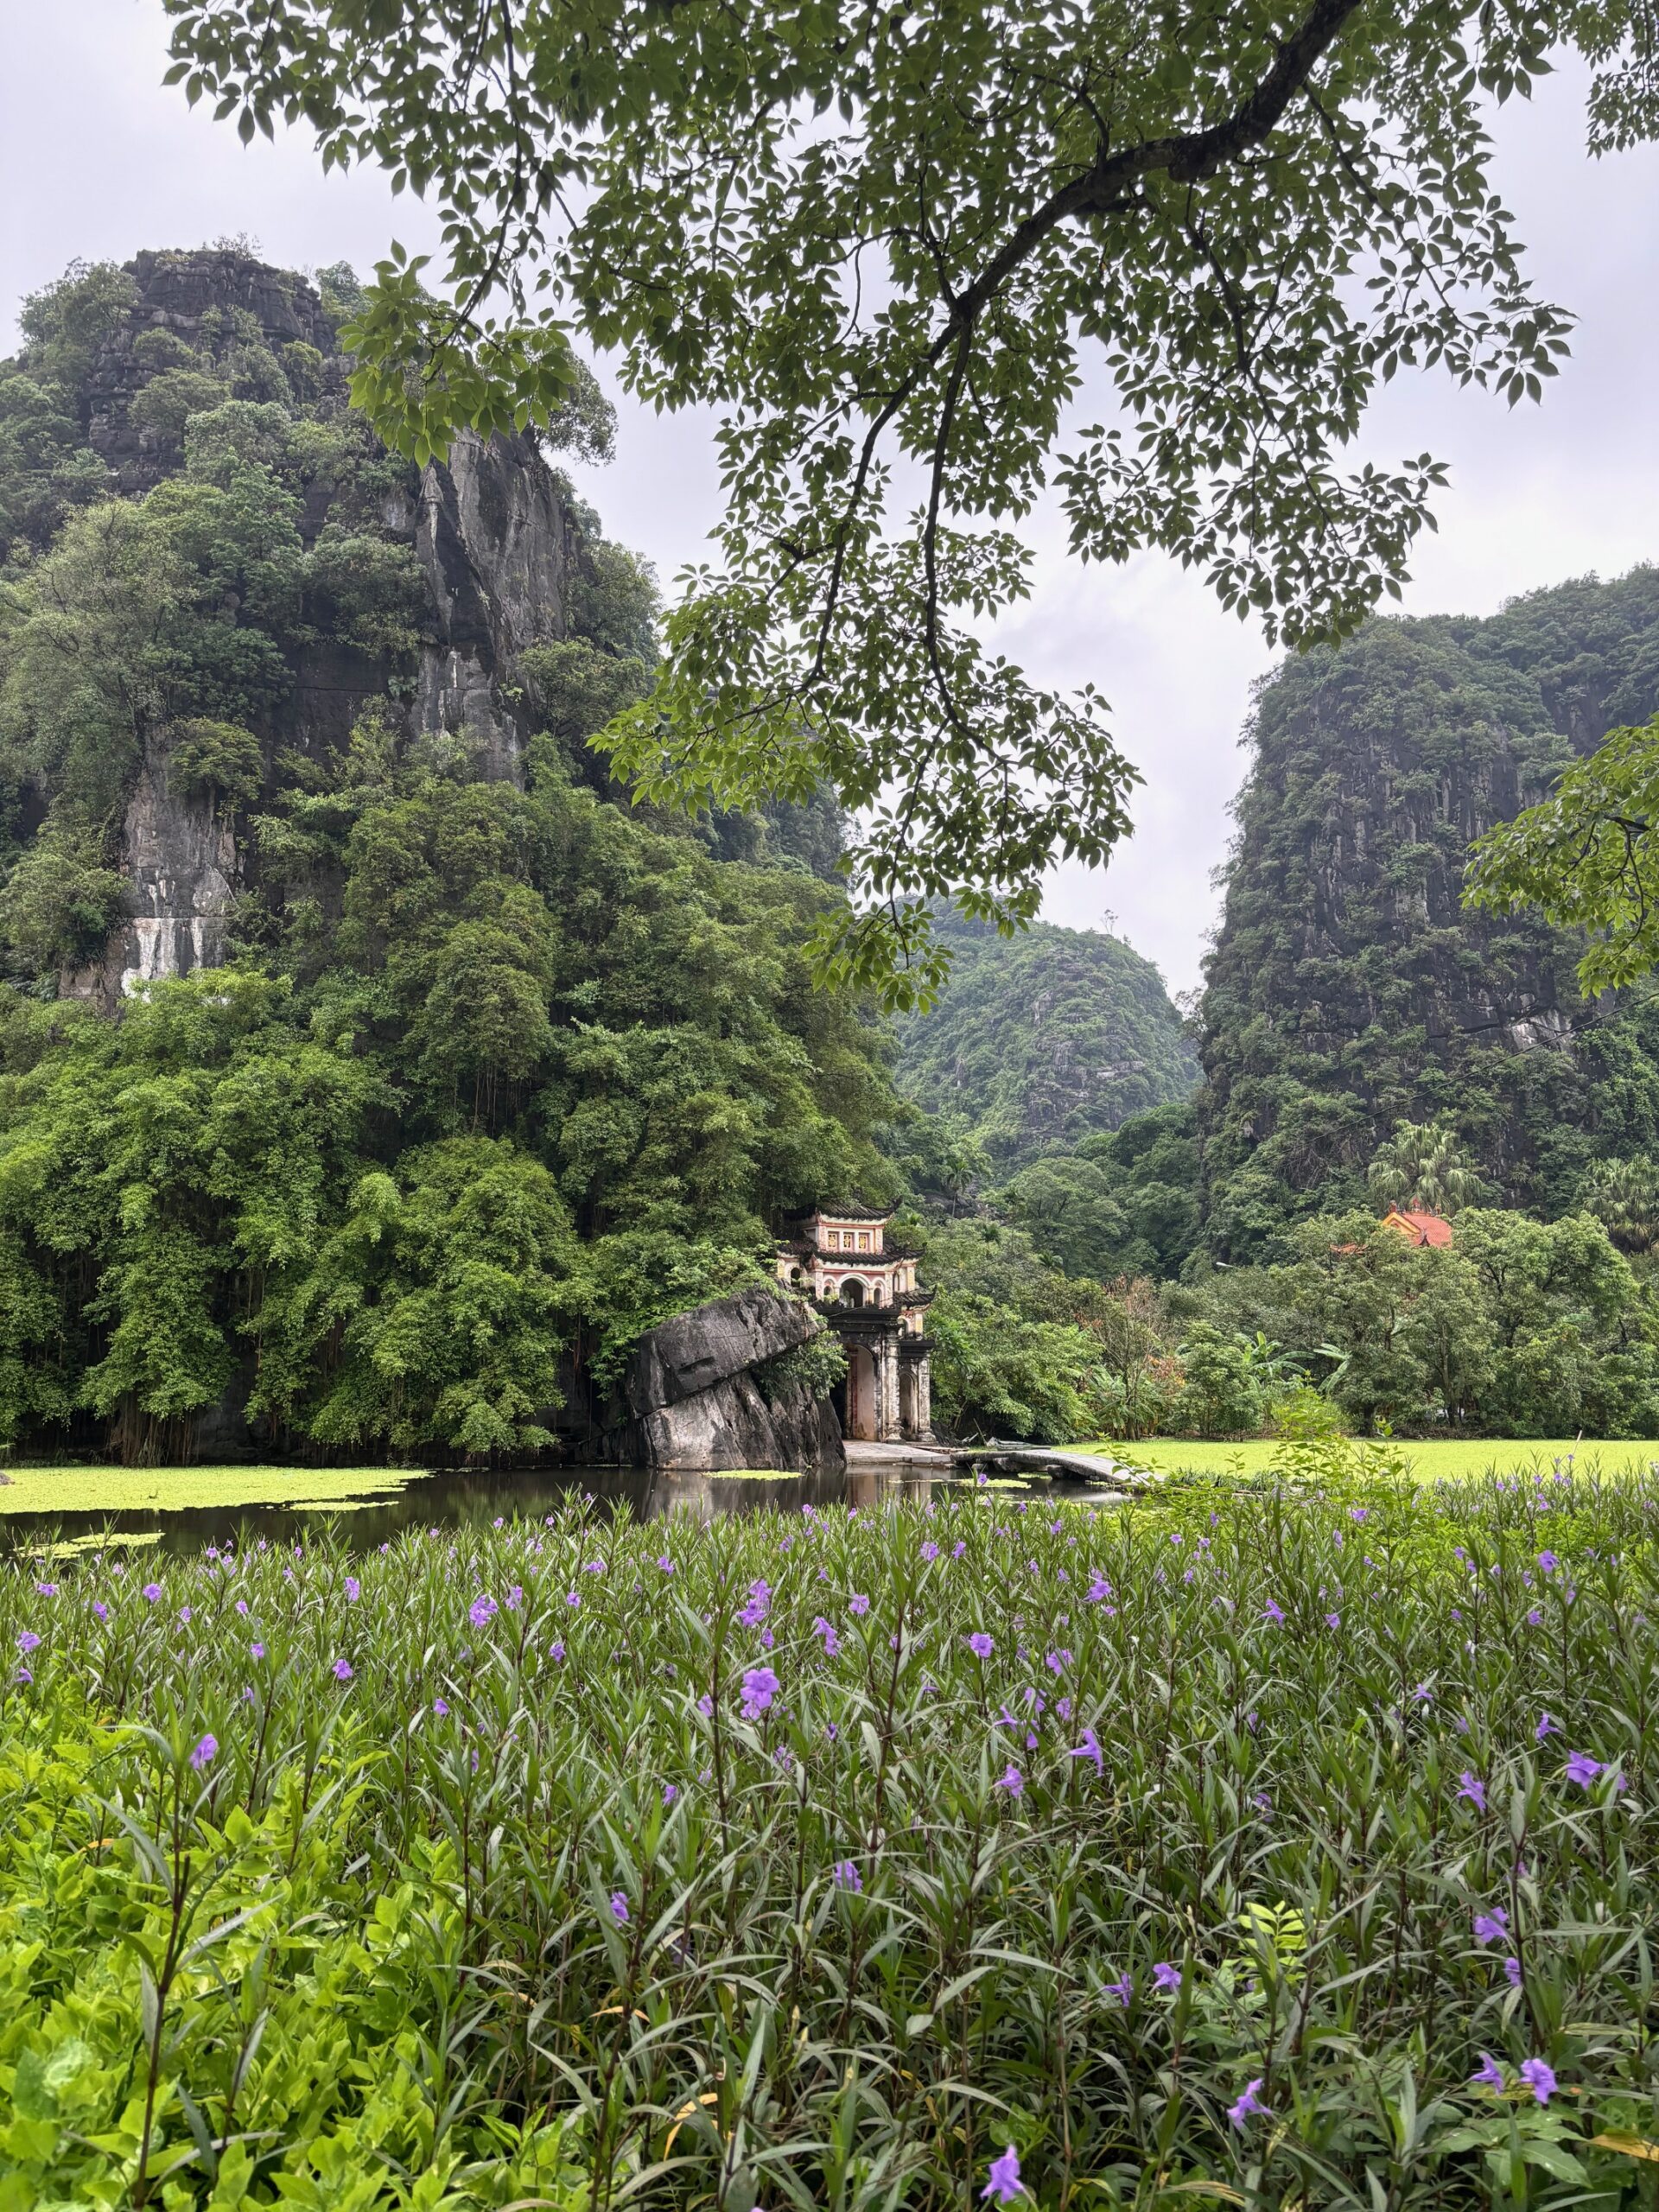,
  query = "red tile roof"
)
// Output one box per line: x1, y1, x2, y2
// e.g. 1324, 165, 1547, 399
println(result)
1380, 1207, 1454, 1249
